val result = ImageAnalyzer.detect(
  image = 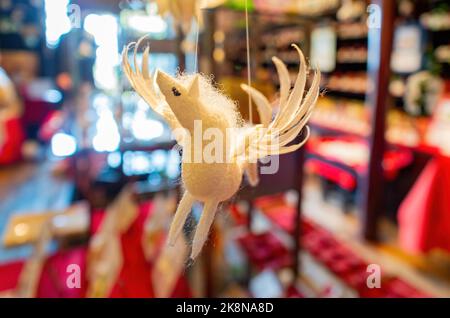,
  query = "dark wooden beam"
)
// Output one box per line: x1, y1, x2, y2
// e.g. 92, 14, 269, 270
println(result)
176, 27, 186, 73
293, 147, 305, 277
360, 0, 395, 240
